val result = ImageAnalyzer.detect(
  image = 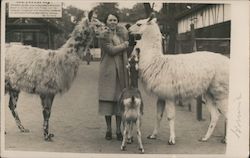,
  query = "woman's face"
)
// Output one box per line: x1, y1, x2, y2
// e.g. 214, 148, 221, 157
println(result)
106, 14, 118, 30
